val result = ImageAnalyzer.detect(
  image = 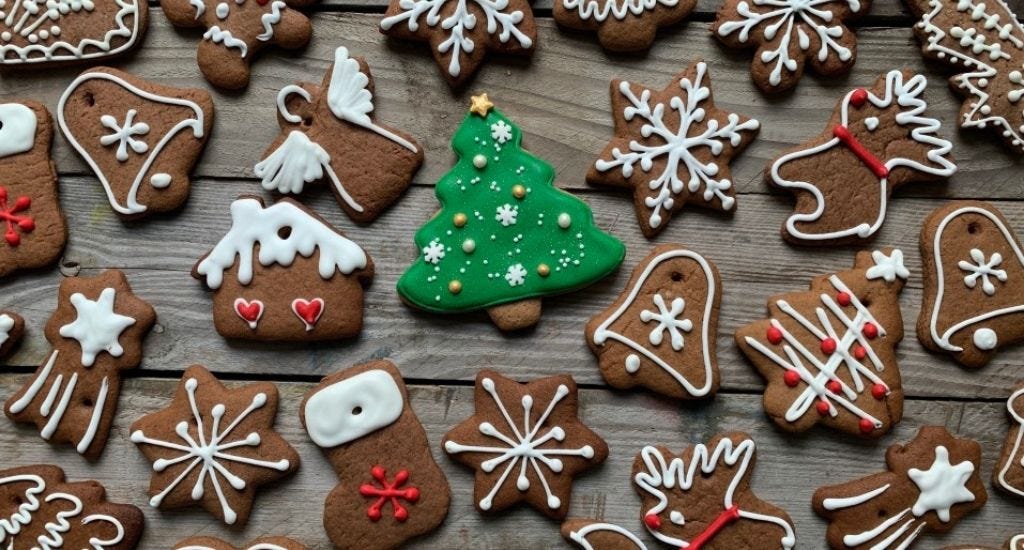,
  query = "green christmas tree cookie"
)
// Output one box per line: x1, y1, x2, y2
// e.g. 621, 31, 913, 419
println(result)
398, 94, 626, 330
